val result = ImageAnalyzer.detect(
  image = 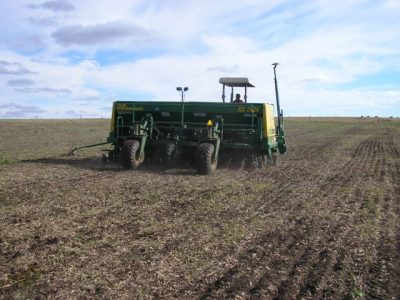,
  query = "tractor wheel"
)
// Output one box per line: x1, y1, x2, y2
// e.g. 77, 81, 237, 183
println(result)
195, 143, 217, 175
120, 140, 144, 169
163, 143, 177, 168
